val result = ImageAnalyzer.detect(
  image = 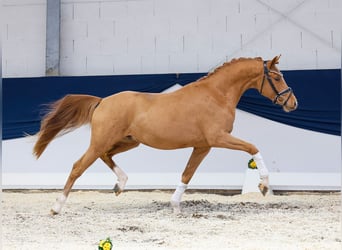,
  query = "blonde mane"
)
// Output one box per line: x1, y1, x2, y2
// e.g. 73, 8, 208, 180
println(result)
197, 57, 263, 82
